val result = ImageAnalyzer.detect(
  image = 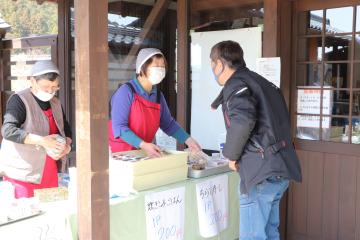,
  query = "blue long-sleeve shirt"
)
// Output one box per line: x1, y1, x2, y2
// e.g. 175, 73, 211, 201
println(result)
111, 79, 189, 148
